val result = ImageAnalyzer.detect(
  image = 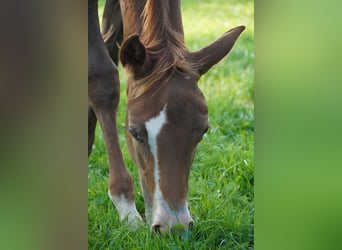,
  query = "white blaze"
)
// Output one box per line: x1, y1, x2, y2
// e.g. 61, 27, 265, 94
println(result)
145, 105, 168, 214
145, 105, 192, 228
145, 106, 167, 158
